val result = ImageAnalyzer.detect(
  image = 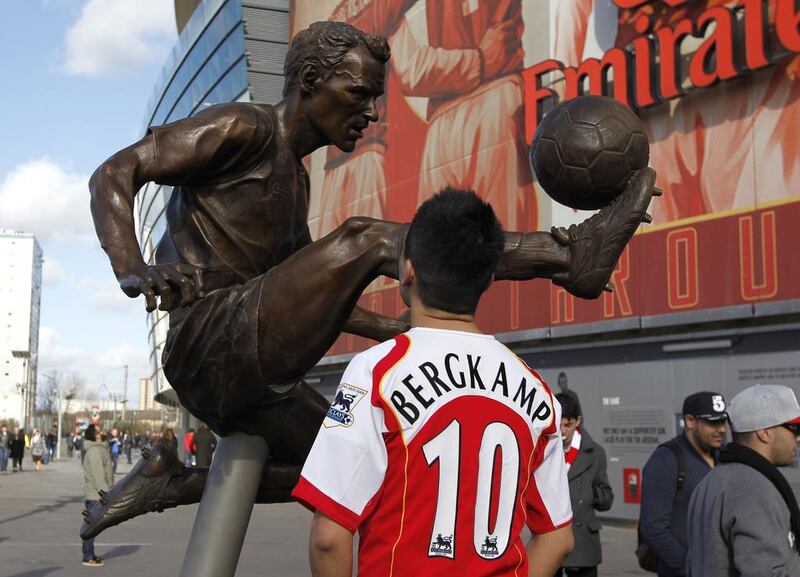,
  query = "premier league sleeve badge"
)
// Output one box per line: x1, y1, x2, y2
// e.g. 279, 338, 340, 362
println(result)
324, 383, 369, 428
